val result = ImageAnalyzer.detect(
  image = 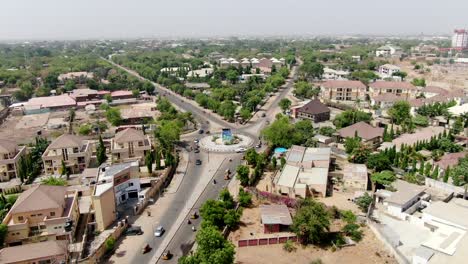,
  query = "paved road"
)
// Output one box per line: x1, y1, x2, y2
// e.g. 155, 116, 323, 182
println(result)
103, 57, 298, 263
